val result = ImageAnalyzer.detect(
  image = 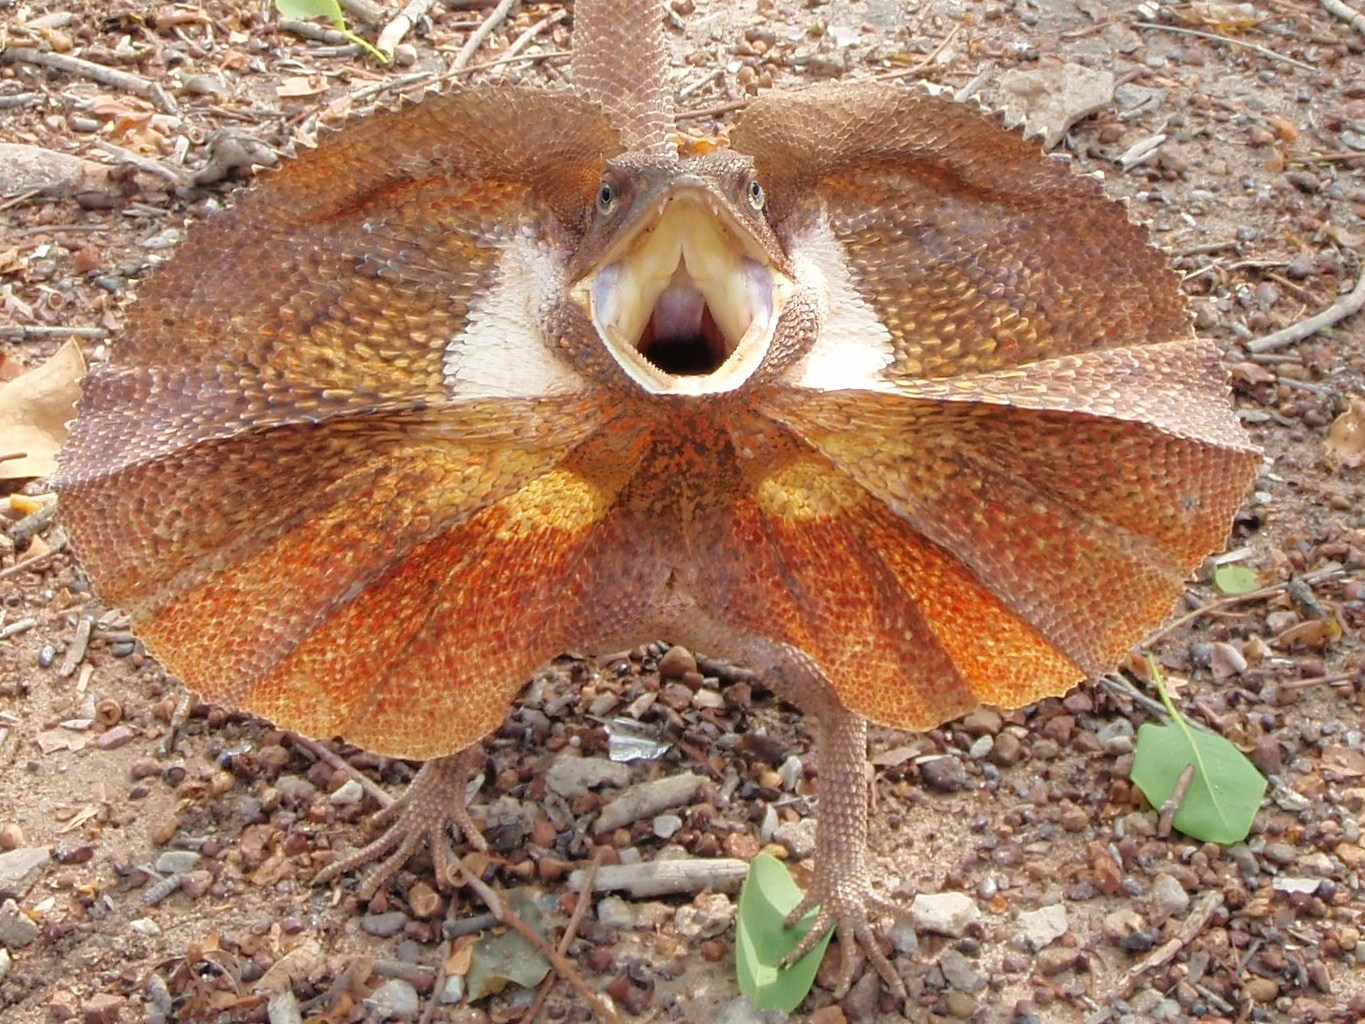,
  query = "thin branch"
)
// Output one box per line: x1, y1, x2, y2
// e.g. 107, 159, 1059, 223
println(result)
449, 0, 520, 72
874, 23, 964, 80
521, 847, 606, 1024
1245, 269, 1365, 352
377, 0, 442, 59
0, 47, 177, 113
458, 865, 621, 1024
1130, 22, 1314, 72
1318, 0, 1365, 35
290, 735, 394, 807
